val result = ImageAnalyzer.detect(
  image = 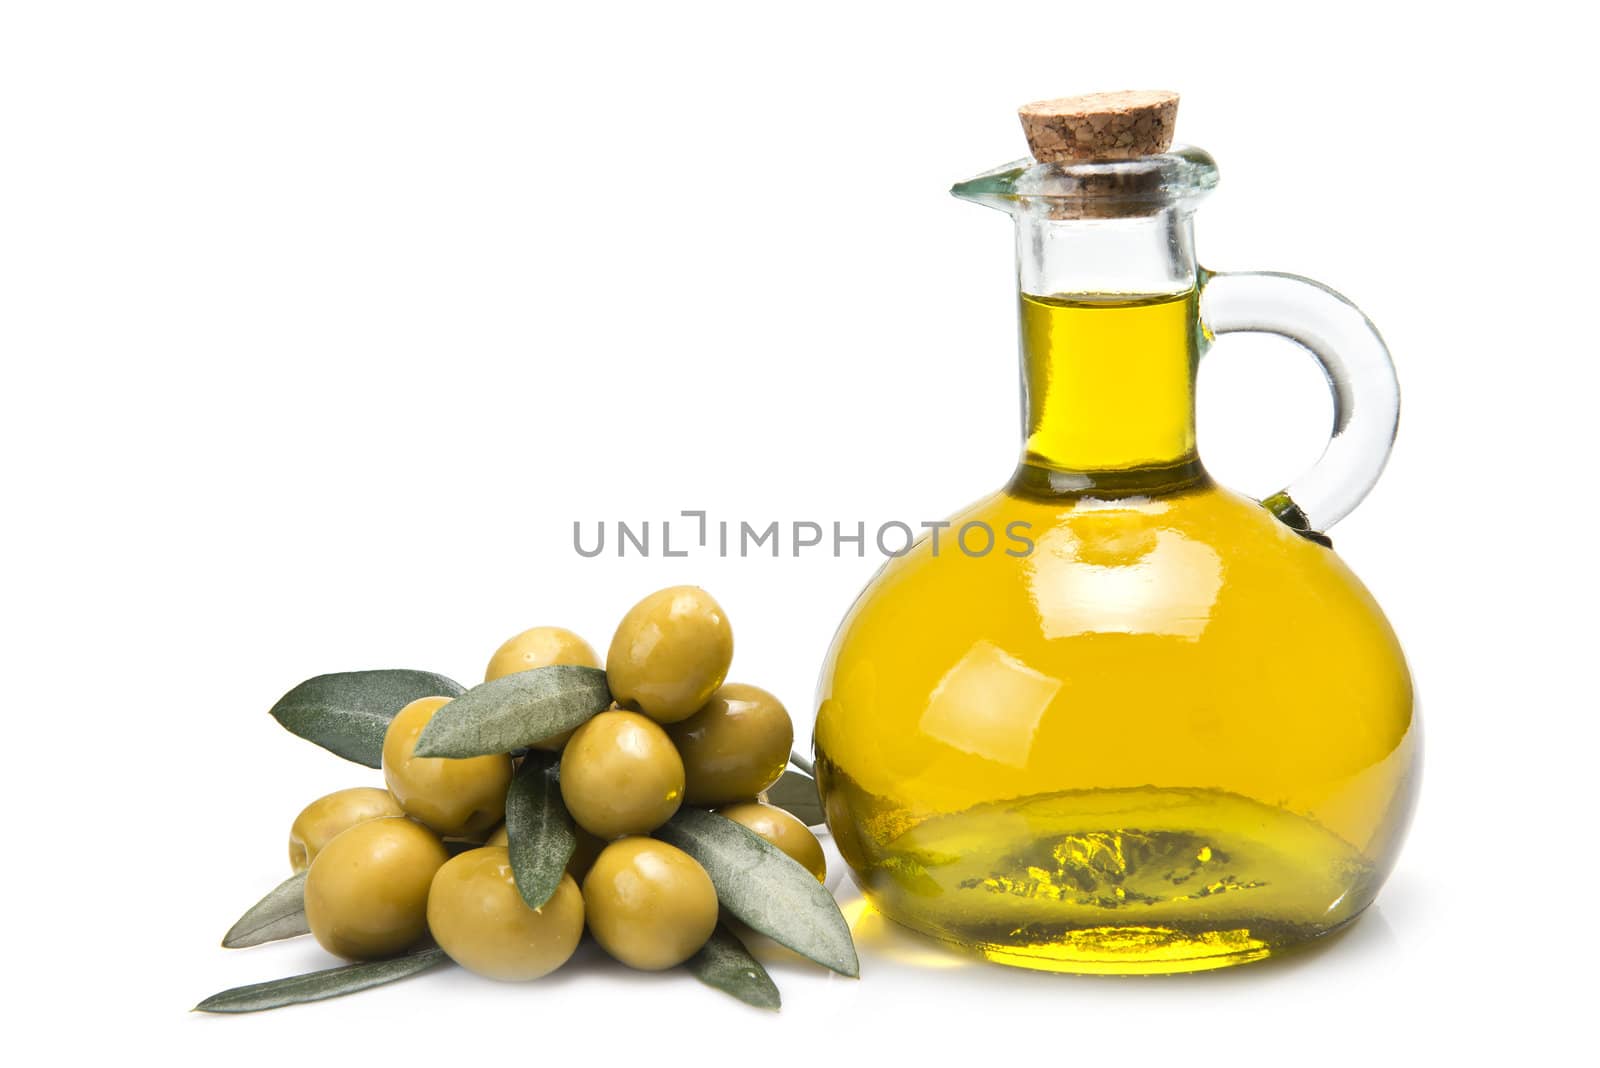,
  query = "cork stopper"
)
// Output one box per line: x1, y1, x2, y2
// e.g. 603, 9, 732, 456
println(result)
1019, 90, 1179, 163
